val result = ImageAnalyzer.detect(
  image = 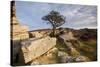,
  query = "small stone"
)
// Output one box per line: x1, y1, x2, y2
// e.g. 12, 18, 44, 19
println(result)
75, 56, 89, 62
31, 61, 40, 65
